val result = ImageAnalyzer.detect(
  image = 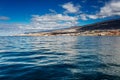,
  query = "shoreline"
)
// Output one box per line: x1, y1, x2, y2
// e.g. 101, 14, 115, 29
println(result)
17, 29, 120, 36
